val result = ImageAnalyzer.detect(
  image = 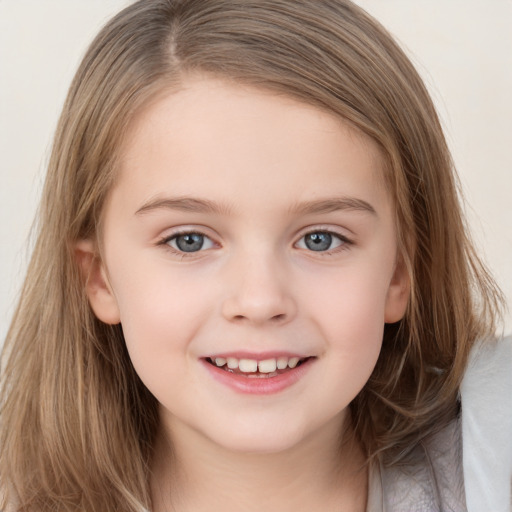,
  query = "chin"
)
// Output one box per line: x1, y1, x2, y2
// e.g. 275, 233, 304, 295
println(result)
213, 430, 304, 455
201, 413, 316, 455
